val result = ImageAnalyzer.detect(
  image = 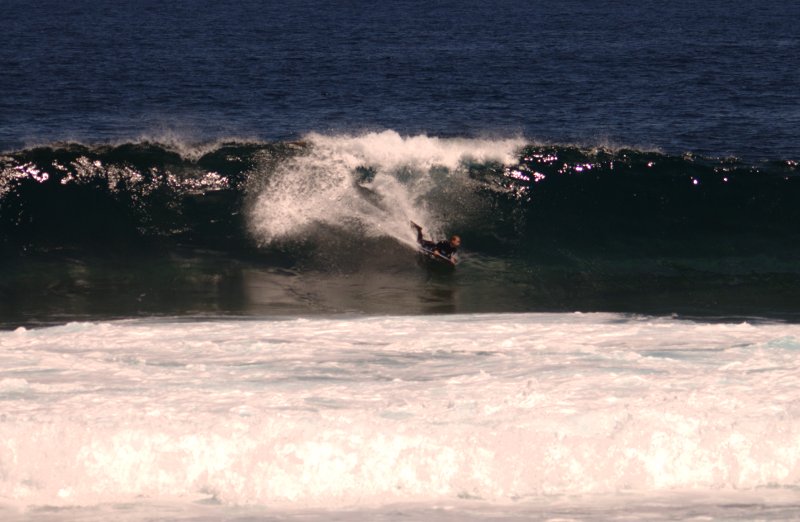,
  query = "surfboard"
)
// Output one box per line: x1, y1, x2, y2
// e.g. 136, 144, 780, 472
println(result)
418, 245, 457, 267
